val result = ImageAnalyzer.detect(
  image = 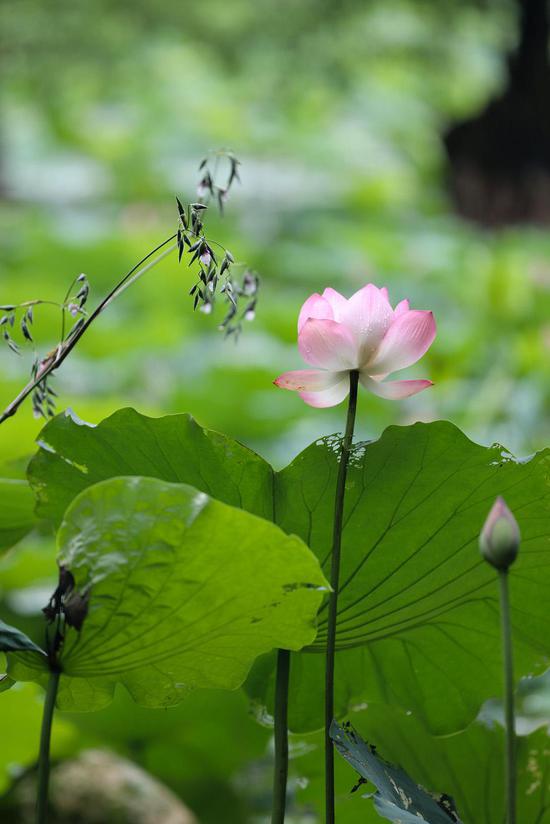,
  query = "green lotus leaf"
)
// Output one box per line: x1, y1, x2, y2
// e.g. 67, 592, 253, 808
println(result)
0, 478, 37, 553
29, 408, 272, 524
8, 475, 327, 711
247, 422, 550, 732
29, 410, 550, 733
